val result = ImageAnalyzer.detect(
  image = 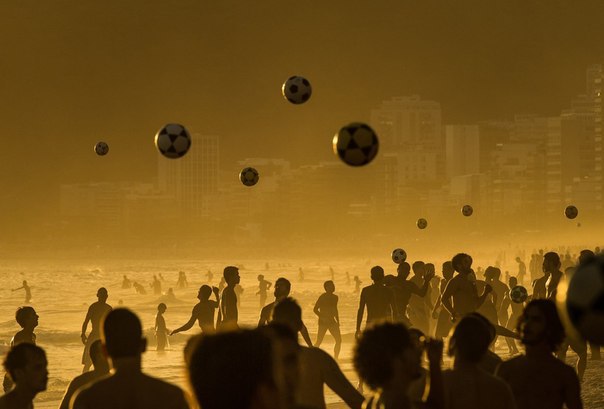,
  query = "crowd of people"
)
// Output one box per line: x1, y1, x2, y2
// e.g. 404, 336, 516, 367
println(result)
1, 249, 598, 409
